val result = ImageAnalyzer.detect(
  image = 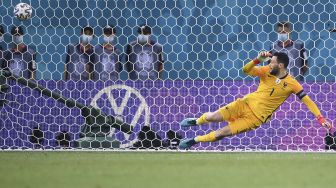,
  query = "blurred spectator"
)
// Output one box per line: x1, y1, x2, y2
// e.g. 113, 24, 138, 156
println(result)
270, 21, 308, 81
0, 25, 5, 72
64, 26, 95, 81
0, 25, 4, 51
1, 26, 37, 79
93, 26, 122, 81
126, 25, 164, 80
0, 25, 6, 107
